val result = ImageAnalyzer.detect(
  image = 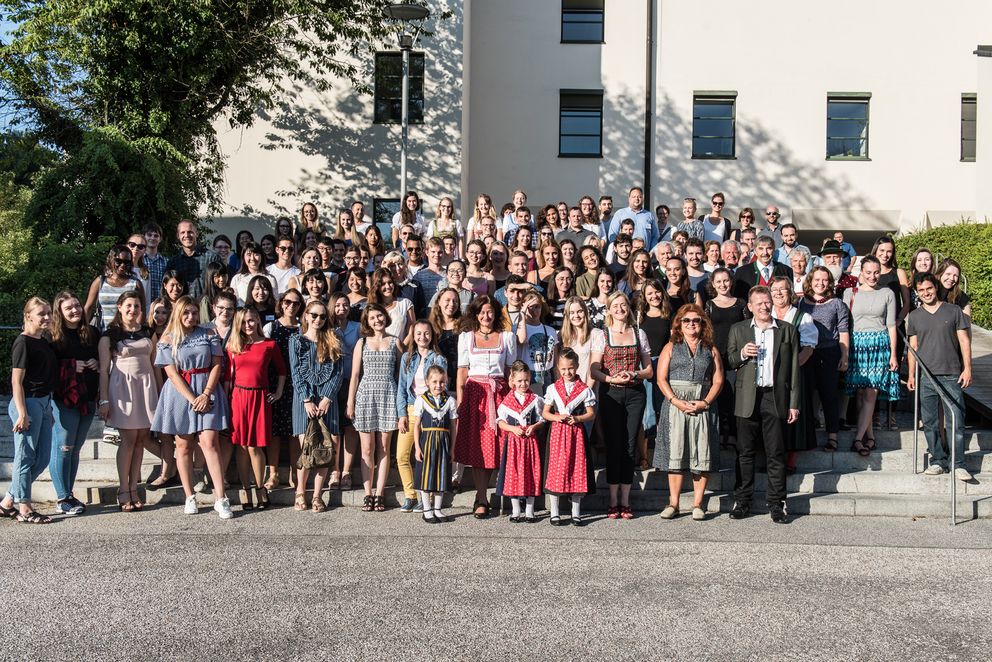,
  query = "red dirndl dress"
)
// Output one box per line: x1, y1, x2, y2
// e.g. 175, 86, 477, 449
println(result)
454, 376, 508, 469
544, 378, 594, 496
495, 391, 543, 498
